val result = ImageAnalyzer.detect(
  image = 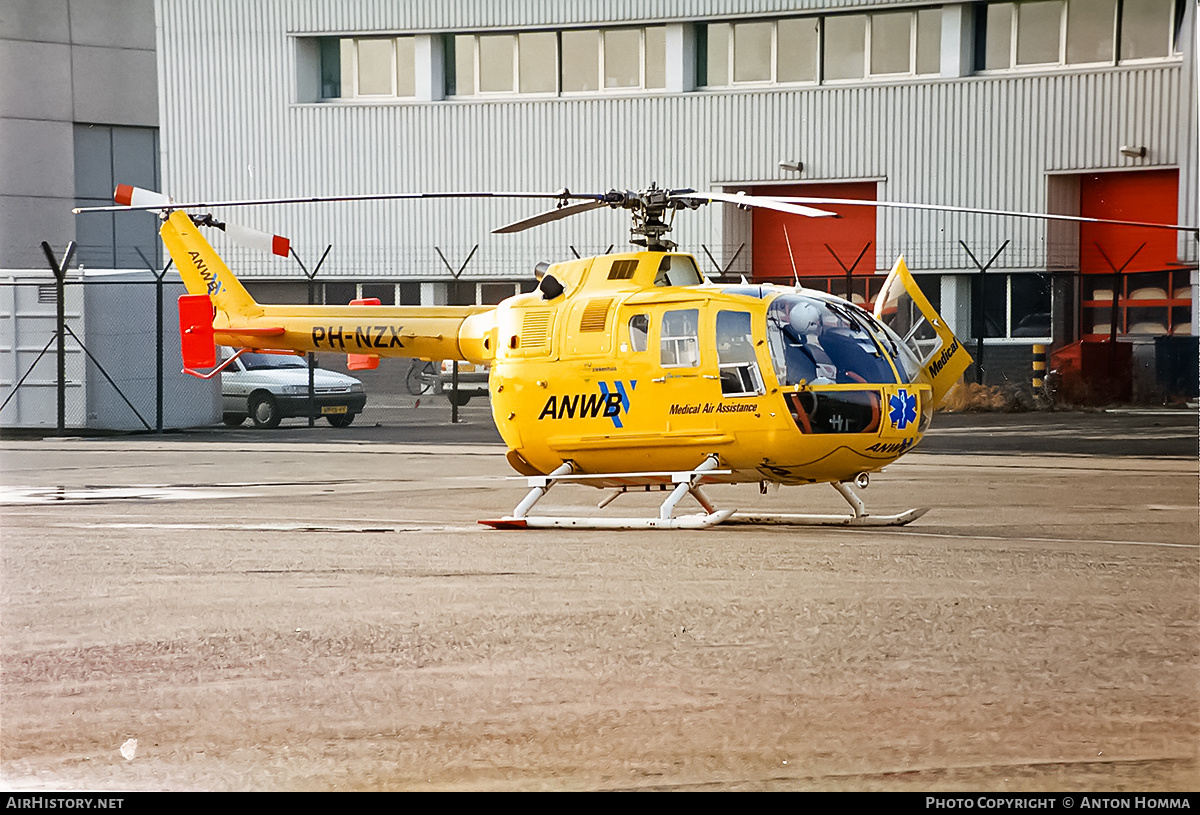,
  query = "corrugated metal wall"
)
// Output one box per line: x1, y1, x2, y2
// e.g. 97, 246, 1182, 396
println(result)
155, 0, 1195, 281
